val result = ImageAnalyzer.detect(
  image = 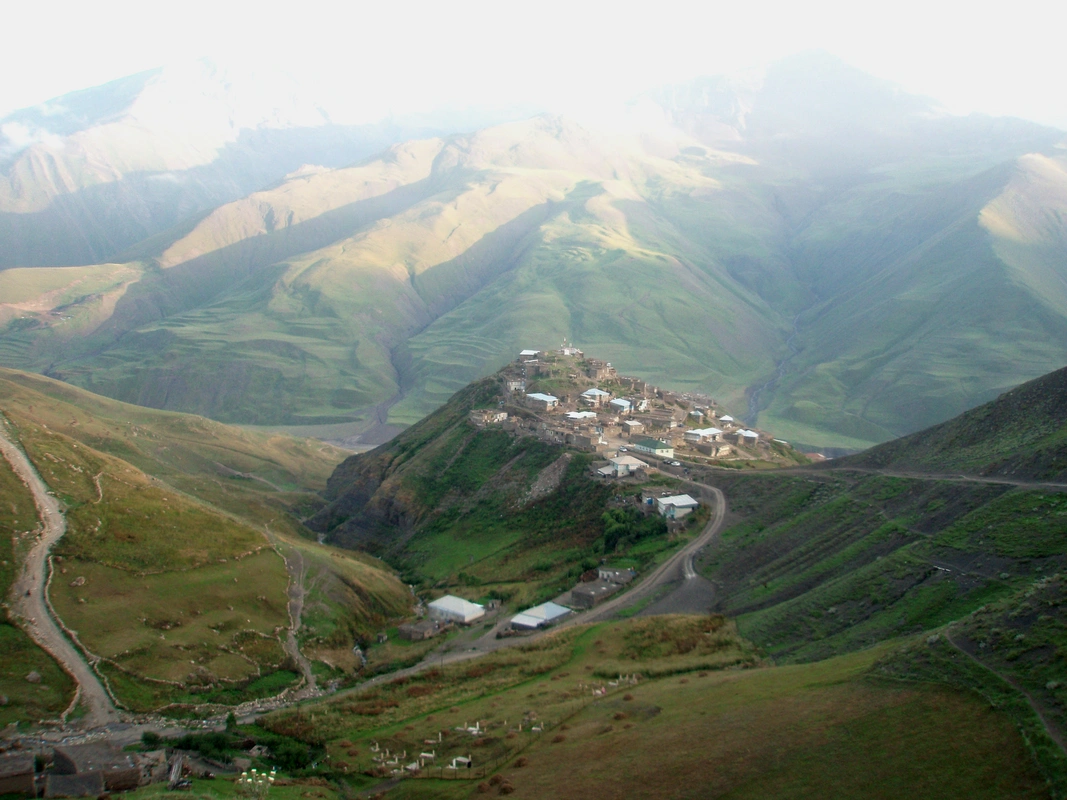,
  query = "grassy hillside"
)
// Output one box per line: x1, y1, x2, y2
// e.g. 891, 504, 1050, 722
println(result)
0, 449, 76, 726
840, 364, 1067, 480
310, 370, 698, 608
253, 617, 1052, 799
697, 468, 1067, 662
3, 57, 1066, 448
0, 369, 411, 715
